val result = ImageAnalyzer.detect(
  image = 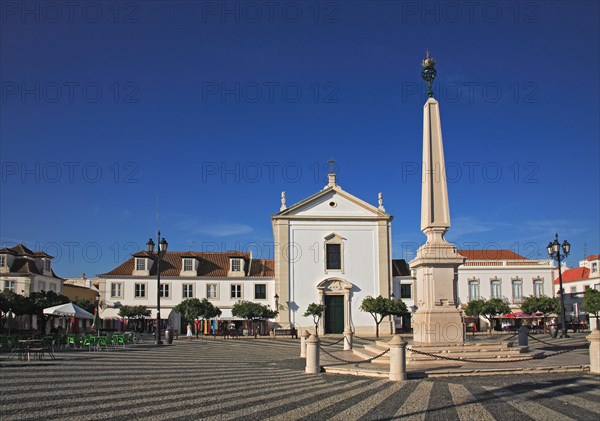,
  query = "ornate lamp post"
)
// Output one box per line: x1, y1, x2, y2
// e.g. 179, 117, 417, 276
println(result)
547, 233, 571, 338
95, 295, 100, 336
147, 232, 168, 345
